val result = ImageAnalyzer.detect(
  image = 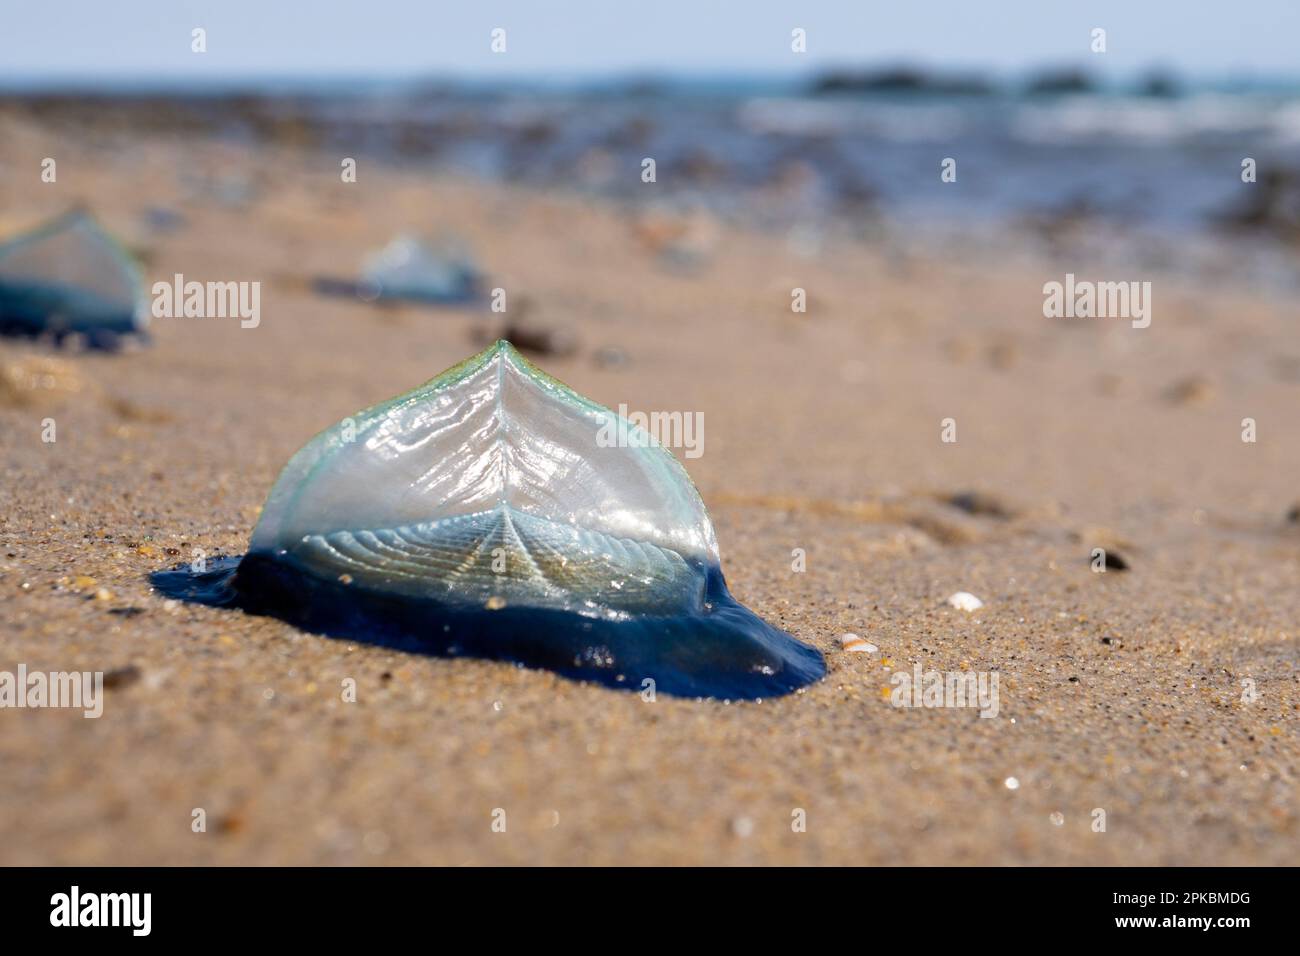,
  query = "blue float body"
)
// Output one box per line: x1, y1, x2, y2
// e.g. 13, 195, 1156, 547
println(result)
152, 552, 826, 700
0, 279, 141, 335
